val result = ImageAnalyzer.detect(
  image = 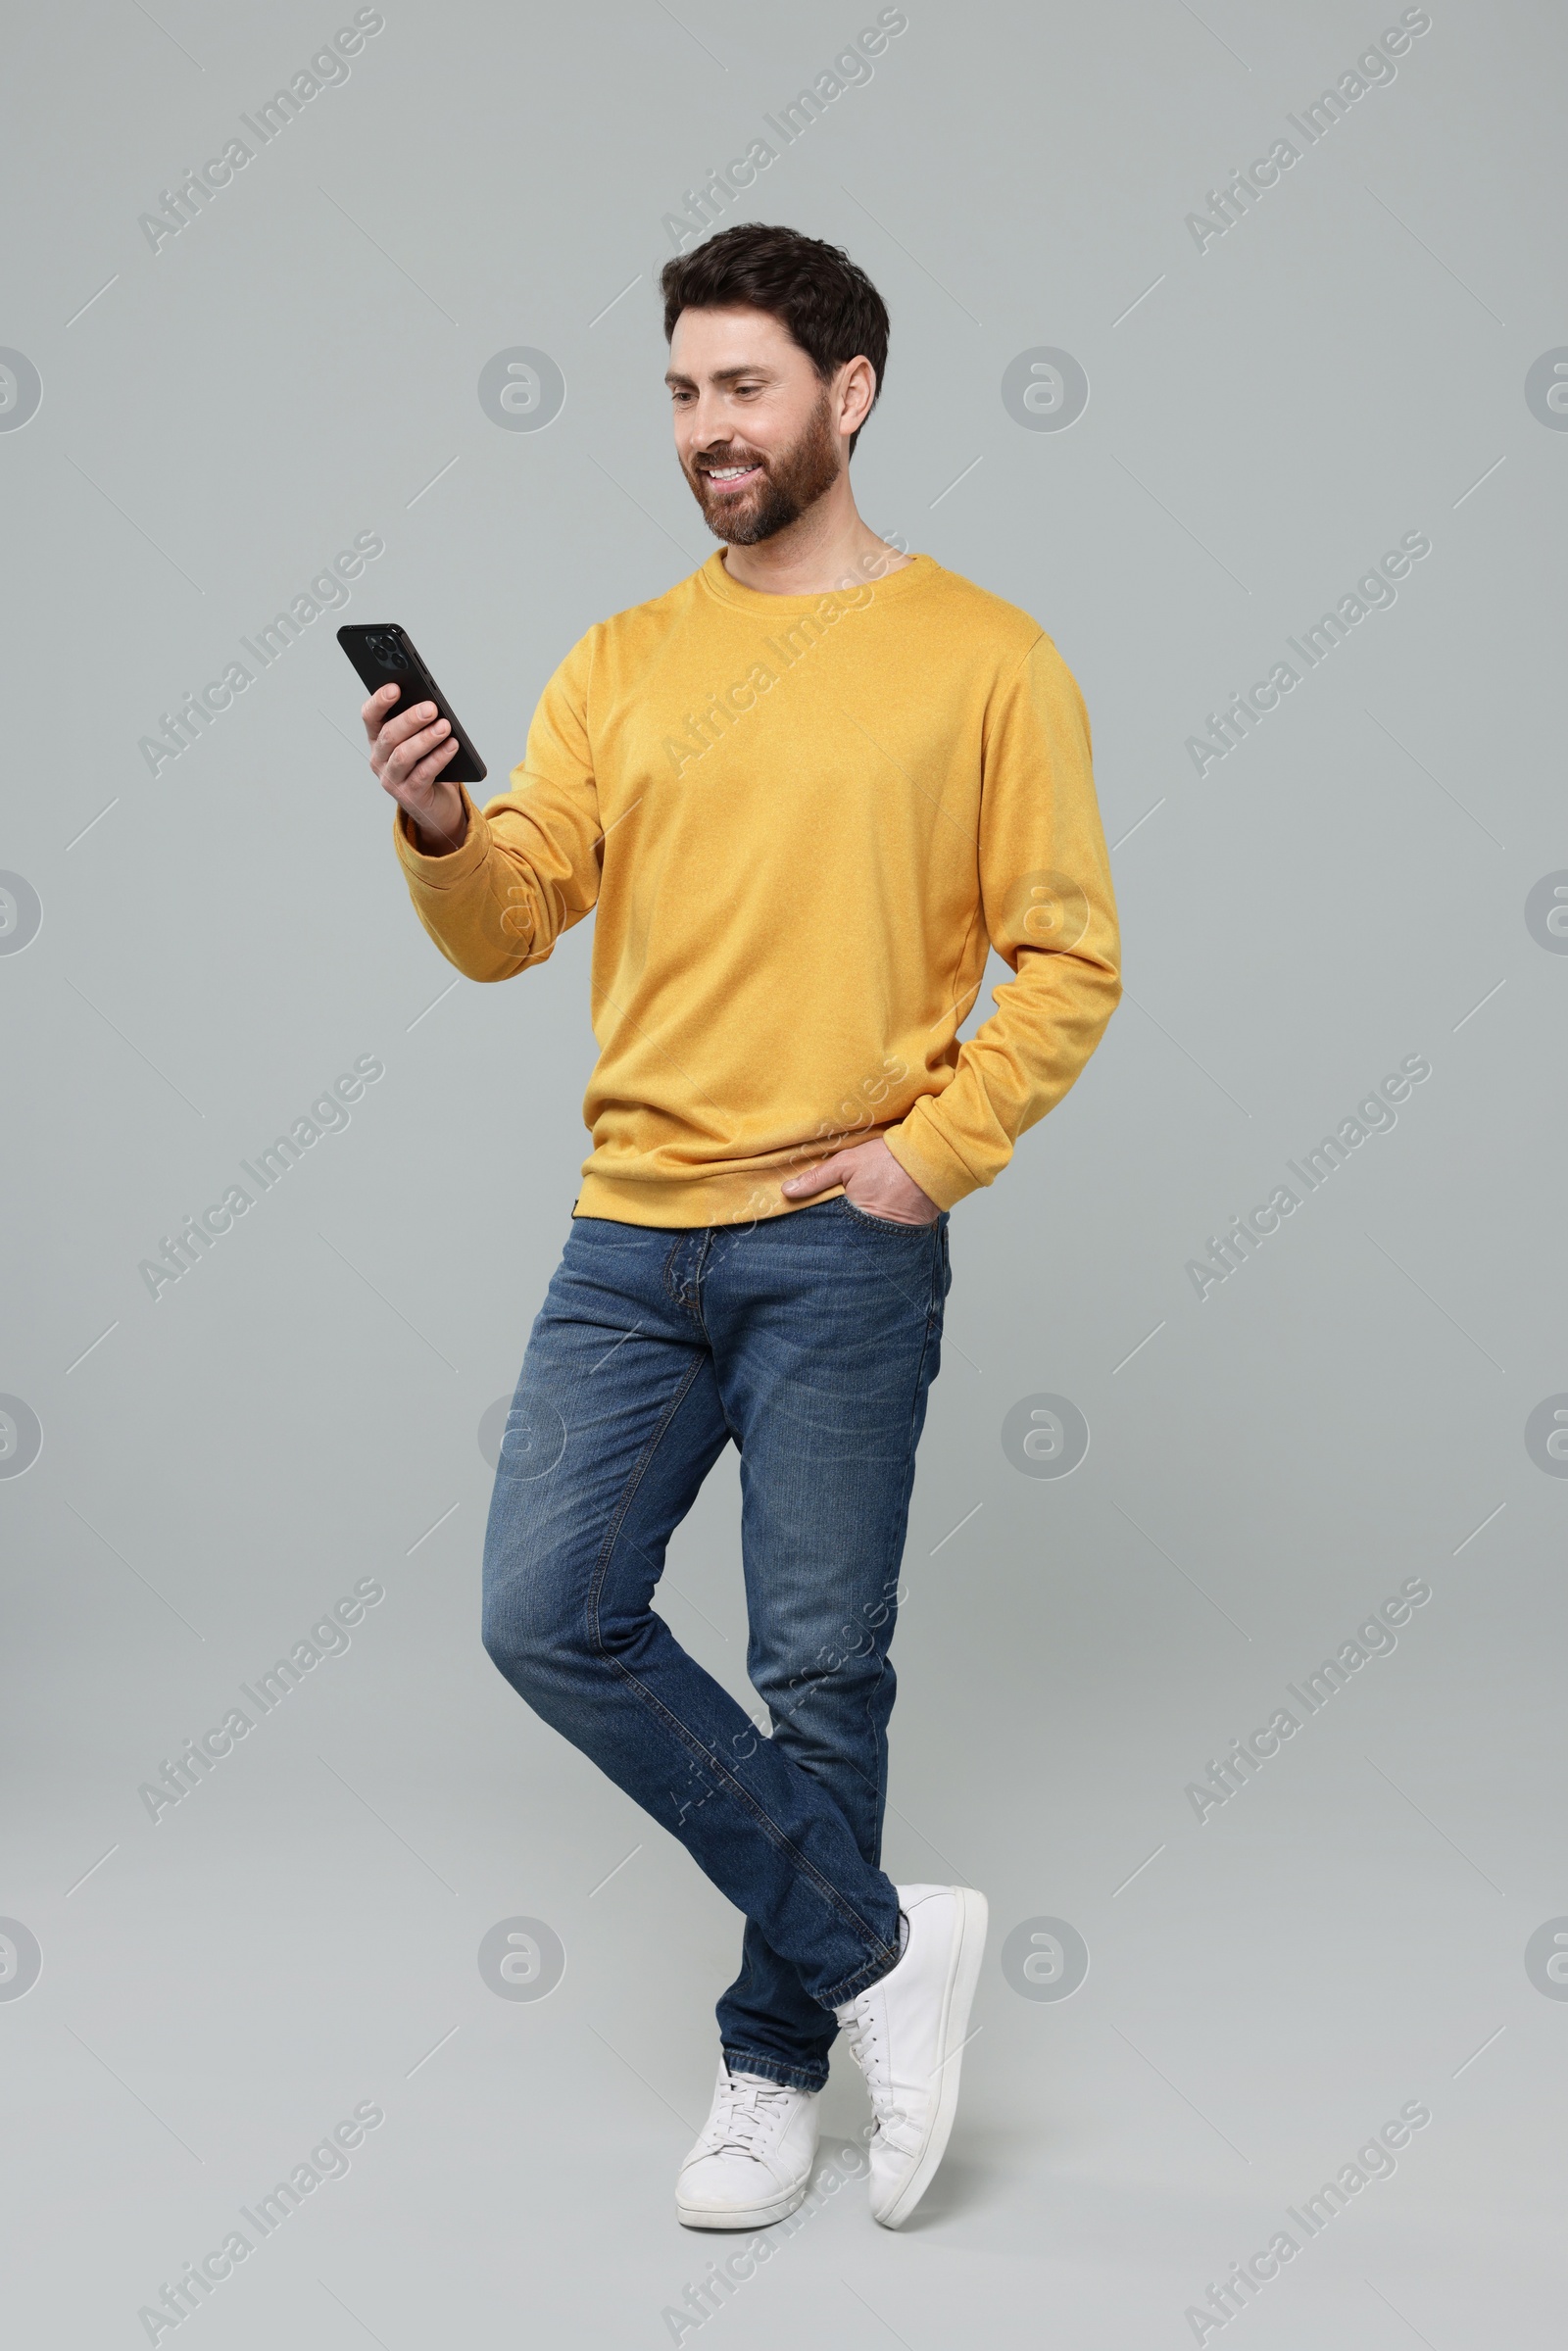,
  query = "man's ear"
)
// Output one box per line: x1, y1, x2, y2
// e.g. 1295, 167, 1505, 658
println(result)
837, 355, 876, 439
